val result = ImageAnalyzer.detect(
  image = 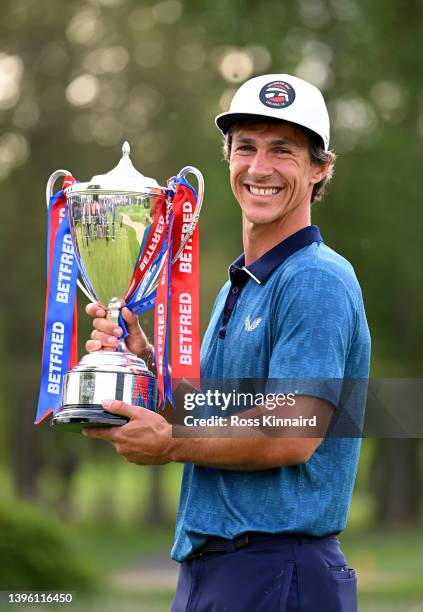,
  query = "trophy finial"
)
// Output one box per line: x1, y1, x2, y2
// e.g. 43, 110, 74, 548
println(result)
68, 141, 161, 194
